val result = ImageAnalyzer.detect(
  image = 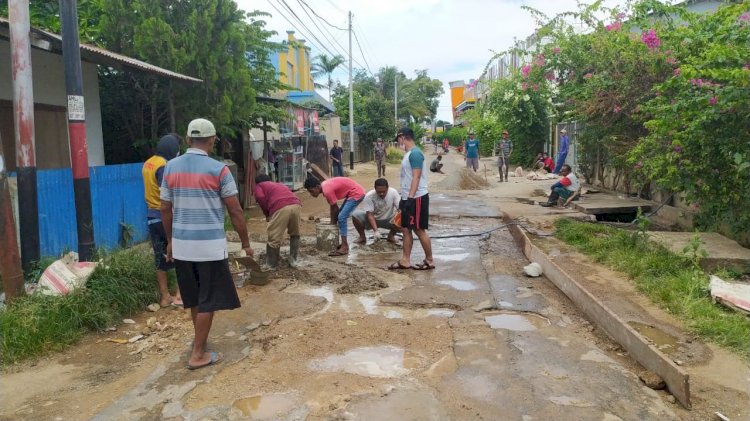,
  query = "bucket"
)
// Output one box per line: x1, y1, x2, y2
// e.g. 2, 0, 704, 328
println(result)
316, 223, 339, 251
